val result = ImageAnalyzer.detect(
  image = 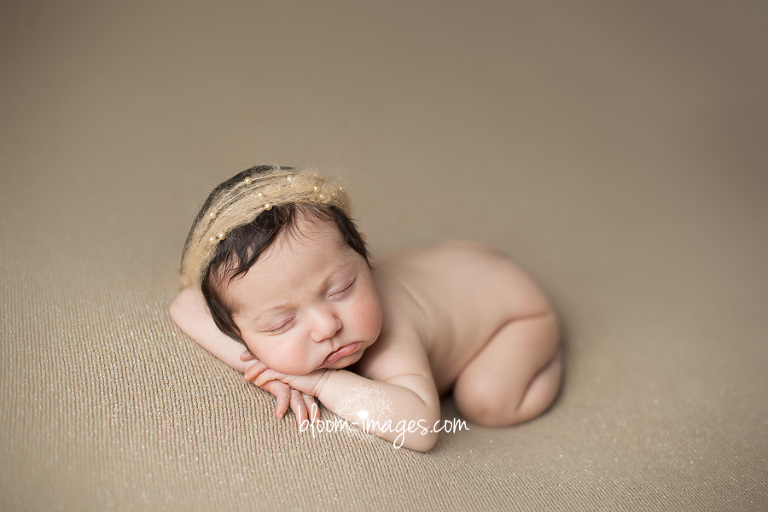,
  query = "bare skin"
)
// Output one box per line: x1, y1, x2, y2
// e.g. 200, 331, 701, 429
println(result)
170, 215, 562, 451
